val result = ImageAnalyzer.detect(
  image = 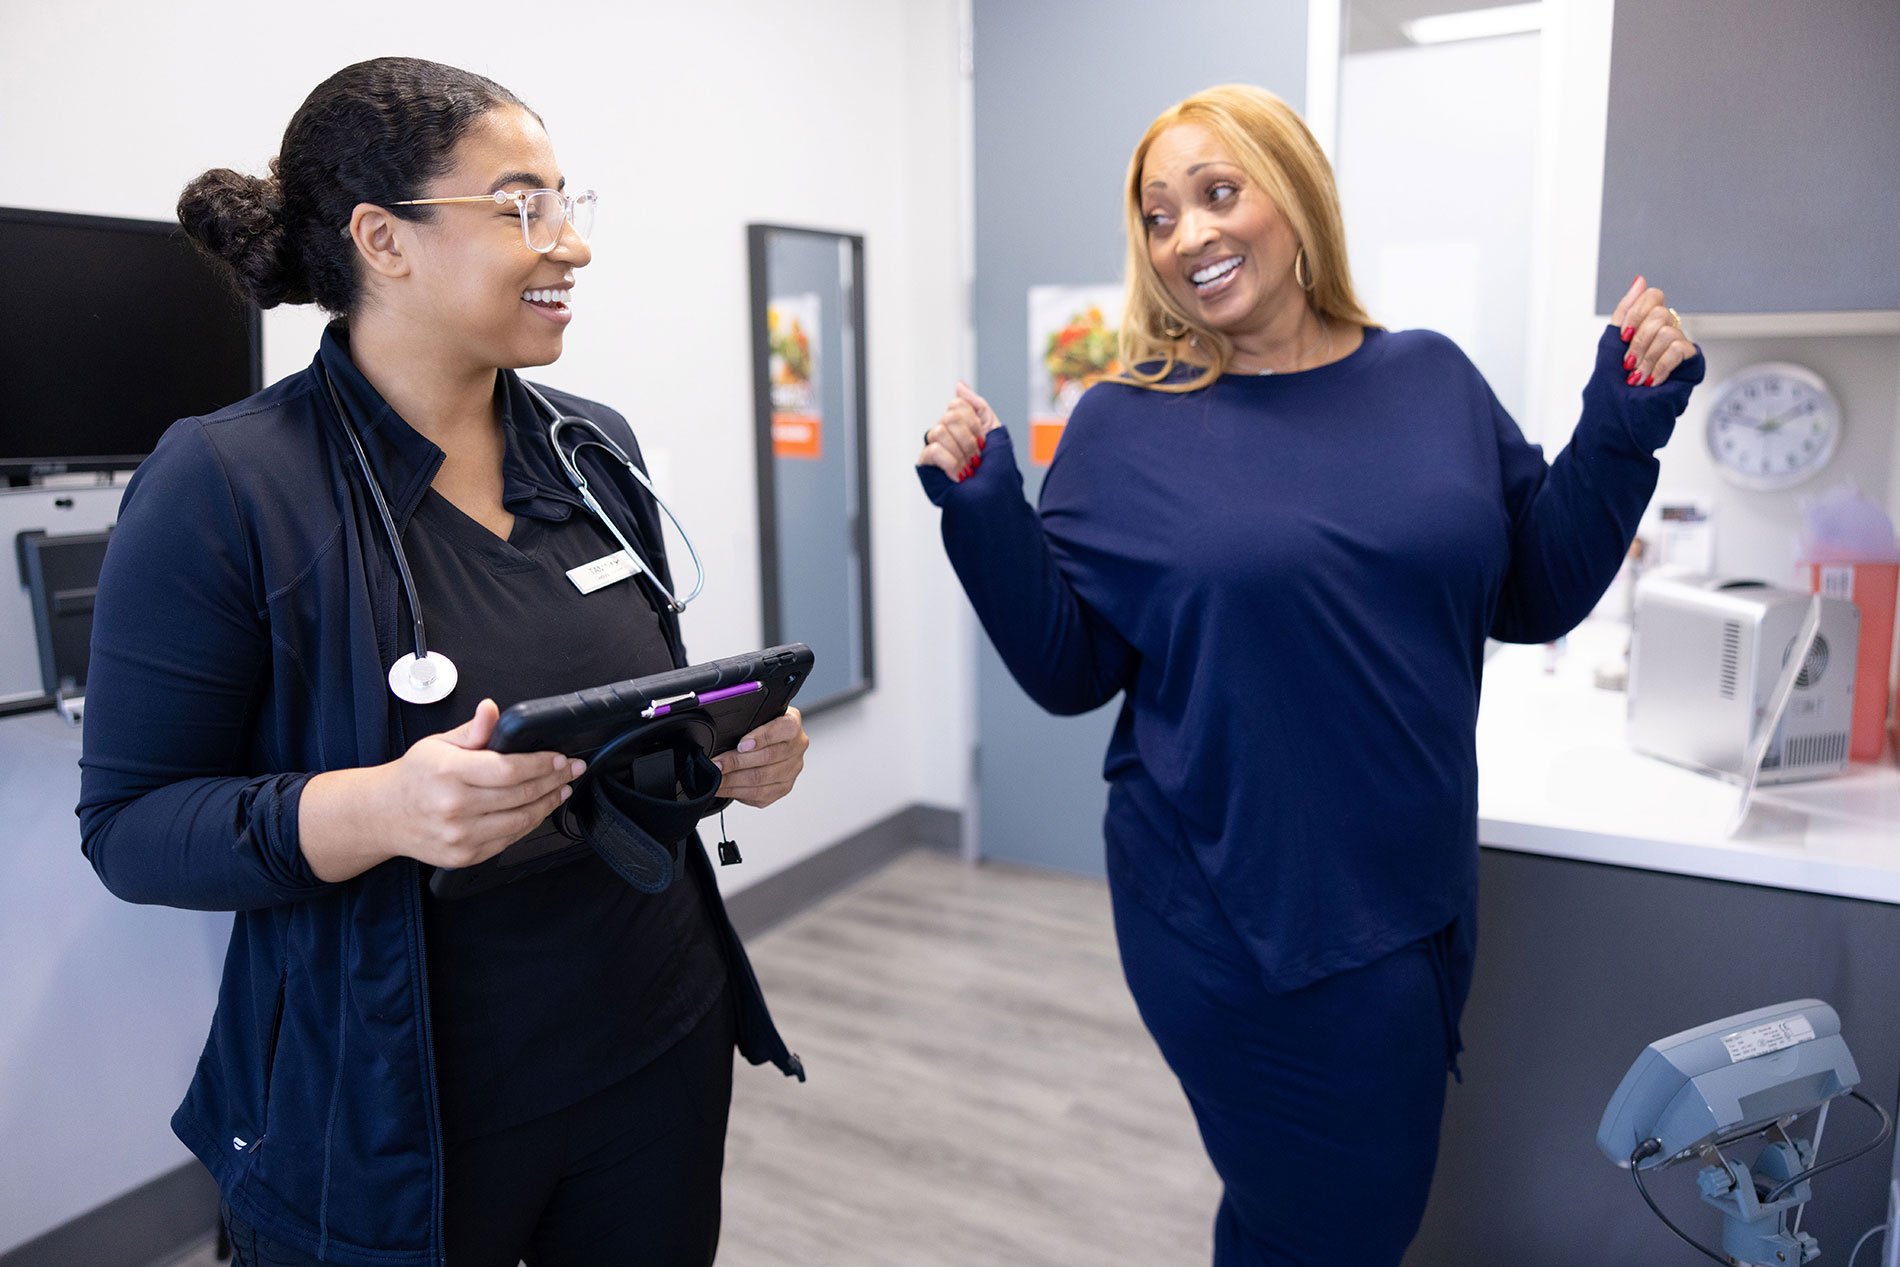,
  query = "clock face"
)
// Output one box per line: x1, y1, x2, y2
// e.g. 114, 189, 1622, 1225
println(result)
1704, 362, 1841, 491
